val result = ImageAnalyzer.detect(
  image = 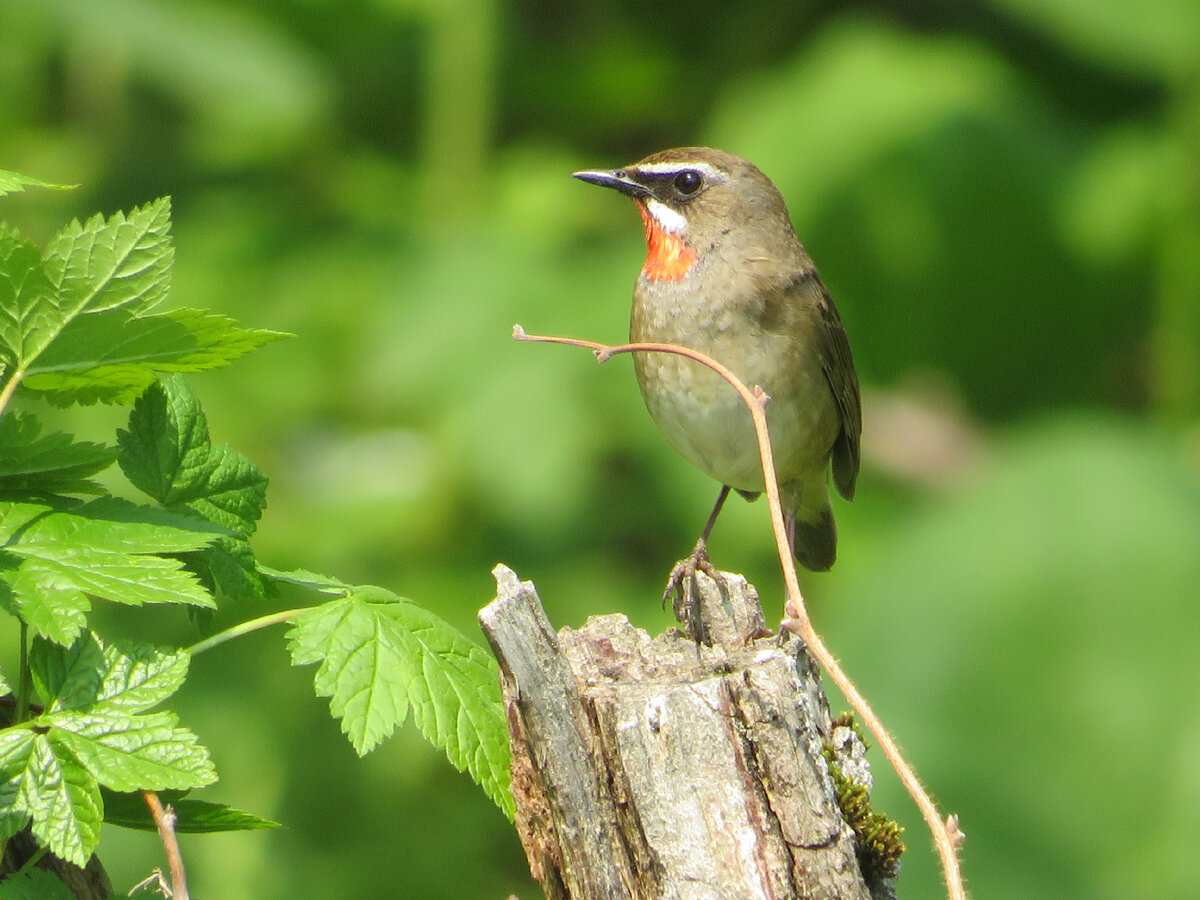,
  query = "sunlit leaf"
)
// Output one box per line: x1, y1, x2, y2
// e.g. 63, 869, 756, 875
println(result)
21, 307, 289, 406
119, 376, 268, 536
51, 709, 216, 793
287, 585, 513, 817
0, 225, 60, 371
0, 412, 117, 499
0, 169, 77, 198
0, 725, 101, 867
0, 633, 216, 865
43, 197, 173, 318
0, 500, 218, 645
